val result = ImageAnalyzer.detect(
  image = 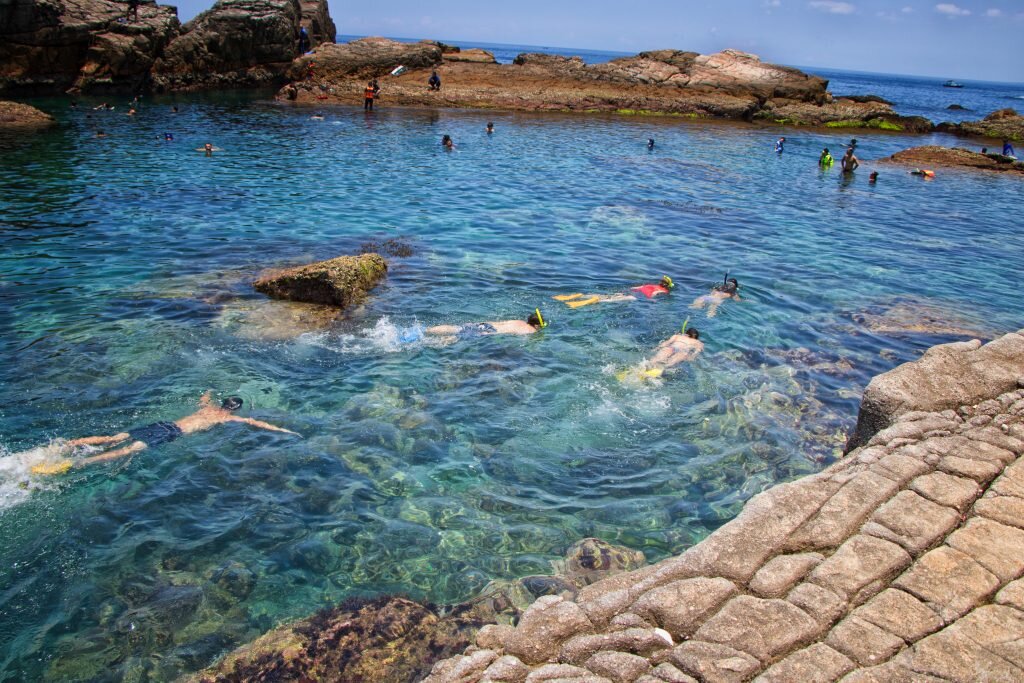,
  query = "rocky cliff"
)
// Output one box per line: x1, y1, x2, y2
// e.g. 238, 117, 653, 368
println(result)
0, 0, 336, 94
